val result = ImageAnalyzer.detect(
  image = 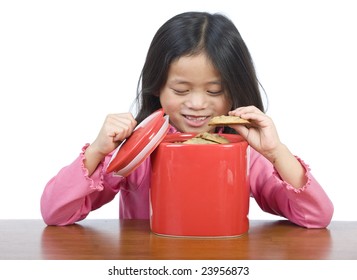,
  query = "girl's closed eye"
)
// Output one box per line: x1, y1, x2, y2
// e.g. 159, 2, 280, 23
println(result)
207, 89, 223, 95
171, 88, 190, 94
207, 85, 224, 95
